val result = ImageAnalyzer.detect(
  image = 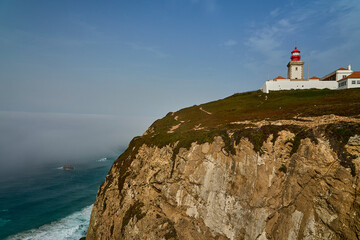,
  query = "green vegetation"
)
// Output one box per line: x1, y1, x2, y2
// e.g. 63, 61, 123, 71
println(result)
163, 220, 178, 240
113, 89, 360, 185
325, 122, 360, 176
279, 164, 287, 173
232, 125, 300, 153
148, 89, 360, 138
287, 129, 318, 156
121, 201, 146, 235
